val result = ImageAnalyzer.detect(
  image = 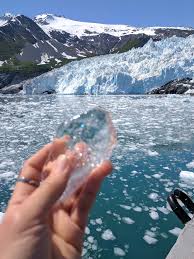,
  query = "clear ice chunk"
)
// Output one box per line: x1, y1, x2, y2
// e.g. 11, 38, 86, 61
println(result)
45, 107, 116, 200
